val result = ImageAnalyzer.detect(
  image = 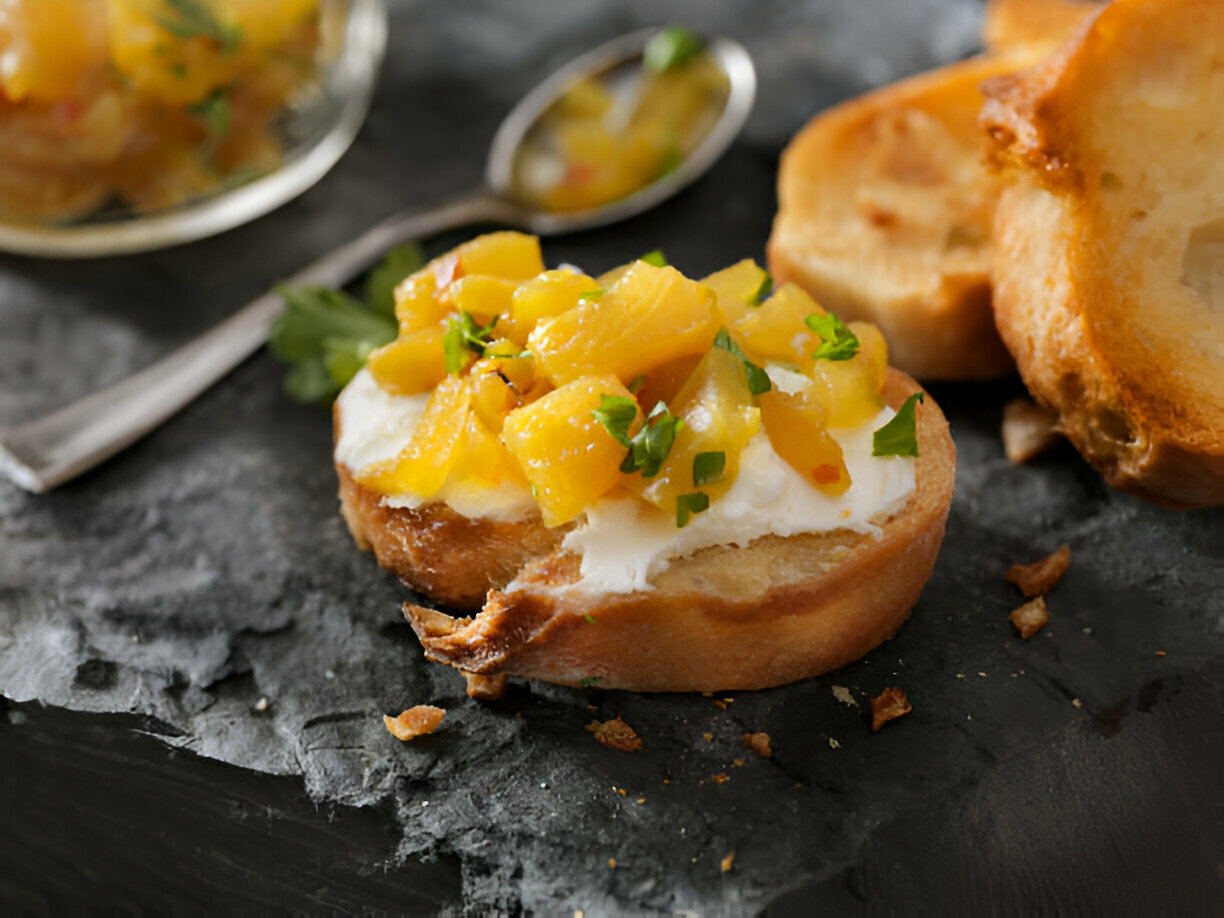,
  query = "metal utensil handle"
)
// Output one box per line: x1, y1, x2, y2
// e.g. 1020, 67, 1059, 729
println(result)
0, 191, 519, 493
